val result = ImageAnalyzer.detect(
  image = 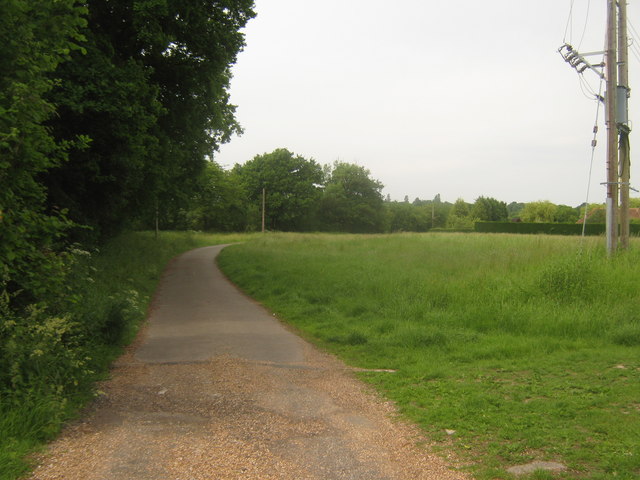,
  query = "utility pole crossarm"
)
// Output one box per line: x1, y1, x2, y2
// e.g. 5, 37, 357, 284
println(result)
558, 43, 606, 80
